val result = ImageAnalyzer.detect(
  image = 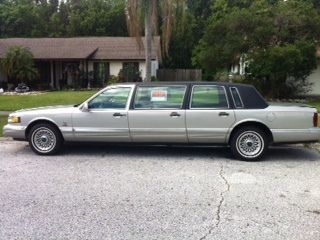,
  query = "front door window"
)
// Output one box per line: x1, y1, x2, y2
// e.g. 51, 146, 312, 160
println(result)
88, 87, 131, 110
